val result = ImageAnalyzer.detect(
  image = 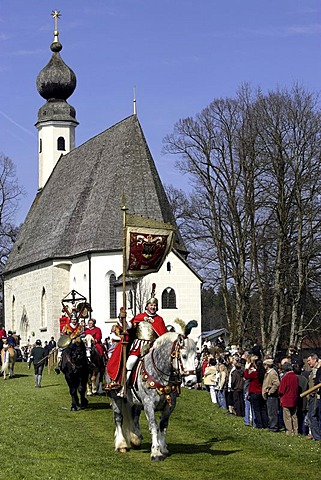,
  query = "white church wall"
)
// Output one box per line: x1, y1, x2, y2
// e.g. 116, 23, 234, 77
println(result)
4, 262, 70, 346
142, 251, 202, 344
68, 252, 123, 339
90, 252, 123, 325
